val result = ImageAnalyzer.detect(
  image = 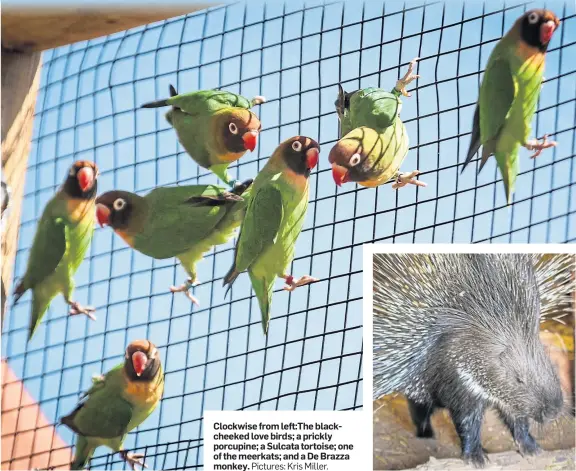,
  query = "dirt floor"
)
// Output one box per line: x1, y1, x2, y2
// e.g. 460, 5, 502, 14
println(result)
405, 448, 575, 470
373, 395, 575, 470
